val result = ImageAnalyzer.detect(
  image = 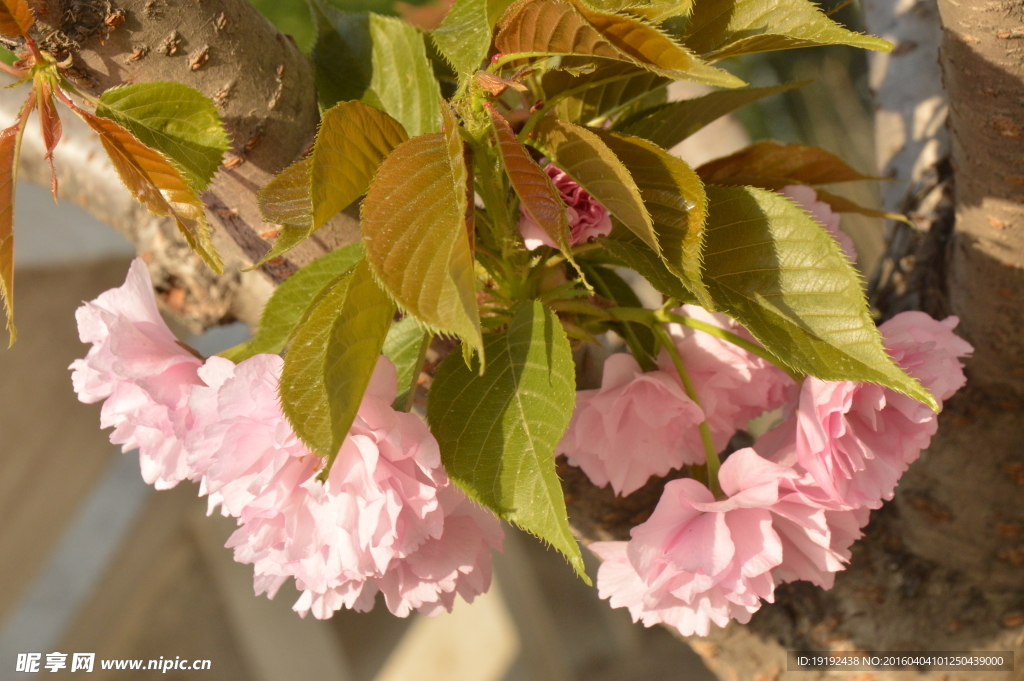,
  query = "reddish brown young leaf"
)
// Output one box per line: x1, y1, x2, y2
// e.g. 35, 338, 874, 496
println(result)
35, 79, 62, 199
485, 103, 571, 254
697, 141, 880, 188
0, 96, 30, 346
495, 0, 620, 61
0, 125, 17, 345
70, 104, 223, 273
0, 0, 34, 39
